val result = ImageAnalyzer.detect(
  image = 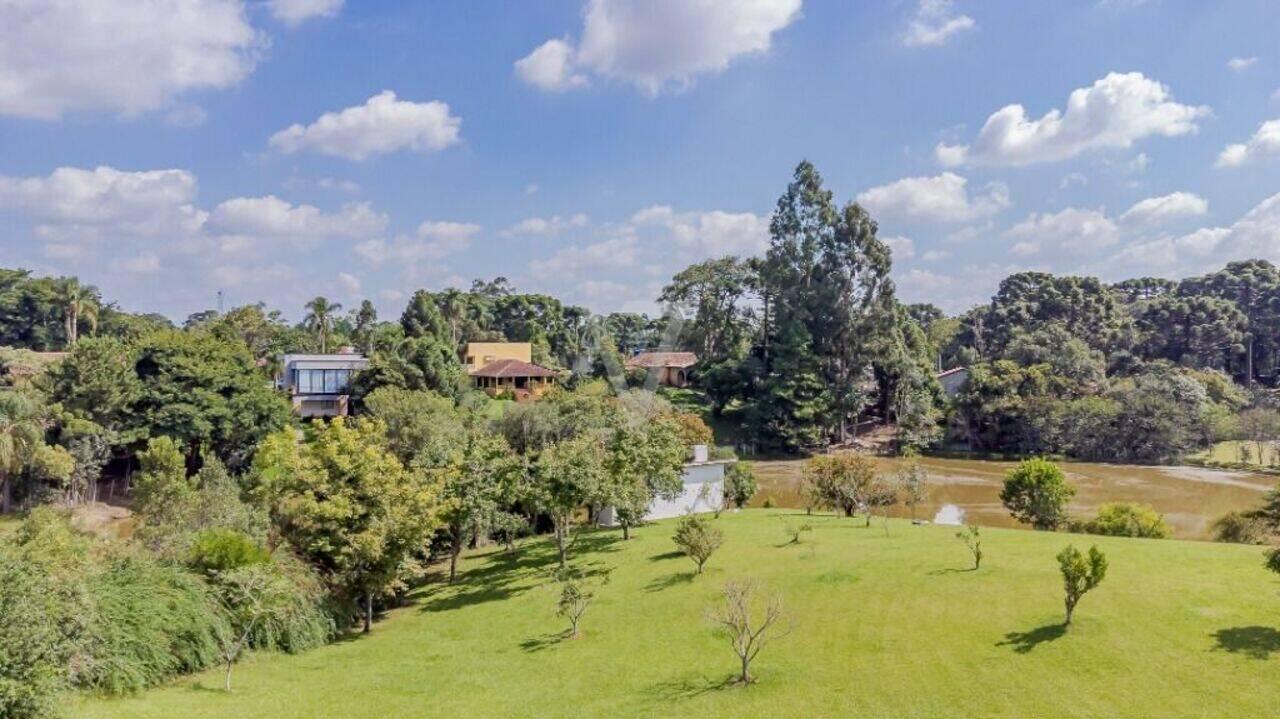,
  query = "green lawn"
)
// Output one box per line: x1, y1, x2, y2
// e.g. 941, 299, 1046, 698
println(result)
1195, 440, 1280, 469
78, 510, 1280, 718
